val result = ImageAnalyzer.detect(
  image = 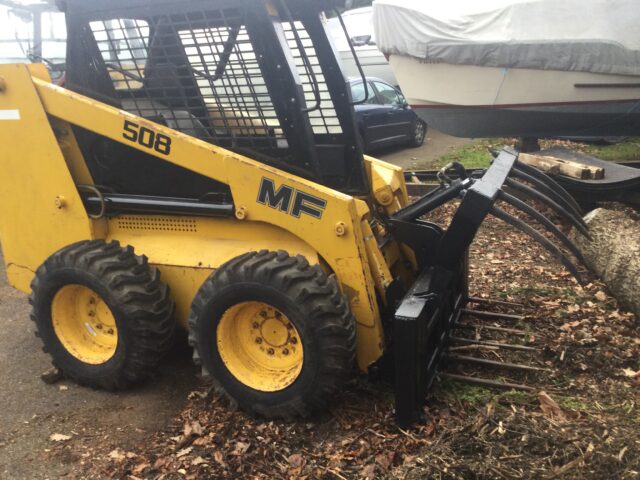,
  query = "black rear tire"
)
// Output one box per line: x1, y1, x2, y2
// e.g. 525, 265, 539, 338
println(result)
409, 120, 427, 148
188, 250, 356, 419
29, 240, 175, 390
